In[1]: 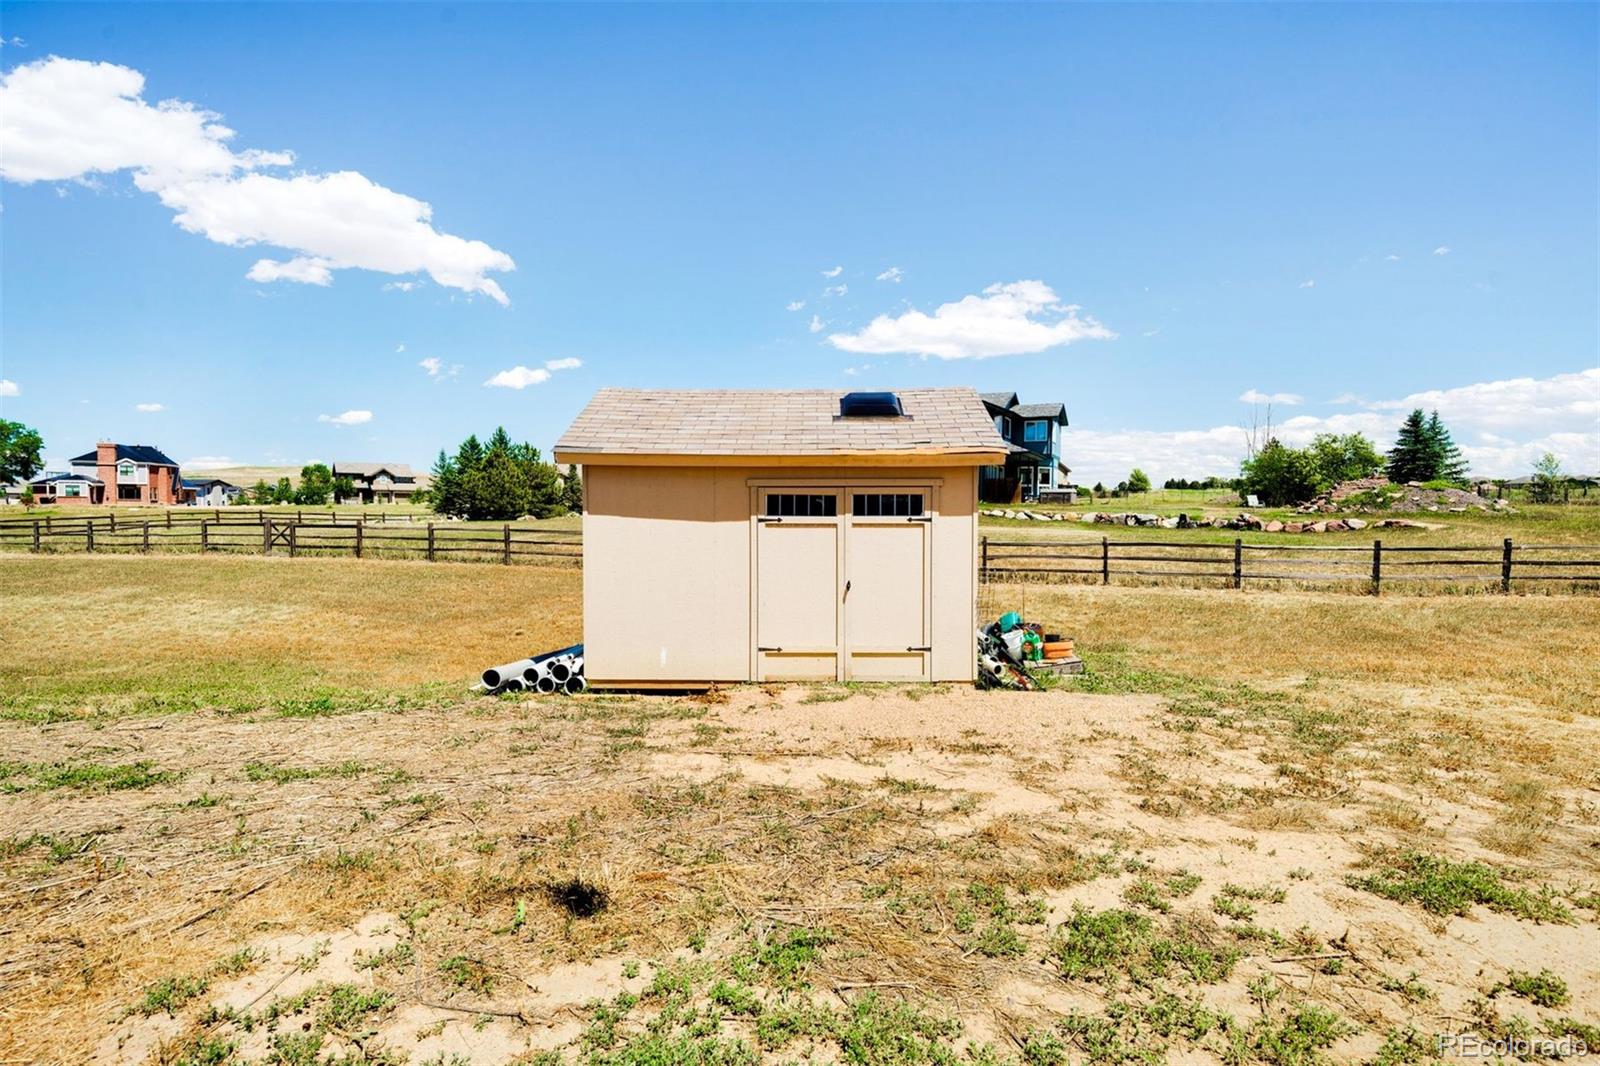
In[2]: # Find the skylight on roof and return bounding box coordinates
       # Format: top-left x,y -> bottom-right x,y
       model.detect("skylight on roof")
839,391 -> 904,417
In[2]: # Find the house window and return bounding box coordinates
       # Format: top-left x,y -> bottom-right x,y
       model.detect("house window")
118,485 -> 142,500
1024,421 -> 1048,443
1038,468 -> 1053,488
118,461 -> 135,479
993,415 -> 1009,440
765,493 -> 837,517
62,483 -> 83,497
982,465 -> 1002,478
852,493 -> 924,517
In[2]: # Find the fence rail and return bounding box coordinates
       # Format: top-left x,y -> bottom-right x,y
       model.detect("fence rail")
0,512 -> 581,567
980,536 -> 1600,593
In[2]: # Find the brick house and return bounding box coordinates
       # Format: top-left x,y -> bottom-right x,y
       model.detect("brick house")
57,442 -> 184,505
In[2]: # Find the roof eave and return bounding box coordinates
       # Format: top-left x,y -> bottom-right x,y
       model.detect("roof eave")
554,448 -> 1007,468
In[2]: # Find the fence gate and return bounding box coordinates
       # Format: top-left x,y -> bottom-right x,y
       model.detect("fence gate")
262,518 -> 295,554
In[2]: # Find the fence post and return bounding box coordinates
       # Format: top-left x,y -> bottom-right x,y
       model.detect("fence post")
427,522 -> 435,562
1370,539 -> 1382,595
1232,538 -> 1243,589
503,523 -> 512,565
165,510 -> 171,529
262,518 -> 272,555
1101,537 -> 1110,585
355,520 -> 364,559
86,522 -> 94,553
980,536 -> 988,584
1502,538 -> 1513,594
201,521 -> 210,553
109,511 -> 116,533
142,521 -> 151,554
289,522 -> 298,558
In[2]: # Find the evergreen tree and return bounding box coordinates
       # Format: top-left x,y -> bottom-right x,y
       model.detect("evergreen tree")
563,465 -> 584,513
1424,411 -> 1468,483
1126,468 -> 1151,494
250,480 -> 273,505
273,477 -> 294,504
1386,409 -> 1433,483
463,449 -> 532,520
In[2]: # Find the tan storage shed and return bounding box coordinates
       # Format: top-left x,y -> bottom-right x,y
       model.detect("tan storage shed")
553,387 -> 1006,688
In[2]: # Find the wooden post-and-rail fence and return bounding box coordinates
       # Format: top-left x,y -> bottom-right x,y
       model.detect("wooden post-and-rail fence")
0,512 -> 581,568
977,536 -> 1600,593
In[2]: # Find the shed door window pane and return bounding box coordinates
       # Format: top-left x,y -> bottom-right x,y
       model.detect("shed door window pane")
765,493 -> 837,517
852,493 -> 924,517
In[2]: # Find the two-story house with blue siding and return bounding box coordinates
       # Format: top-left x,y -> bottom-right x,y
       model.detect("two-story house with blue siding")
978,392 -> 1073,503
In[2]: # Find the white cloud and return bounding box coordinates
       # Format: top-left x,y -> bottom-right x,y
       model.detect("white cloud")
318,409 -> 372,426
419,357 -> 441,376
1141,328 -> 1161,338
183,455 -> 236,470
485,367 -> 550,389
1238,390 -> 1304,406
828,280 -> 1114,360
1433,246 -> 1451,256
483,357 -> 581,390
823,284 -> 848,298
808,314 -> 825,334
246,256 -> 332,286
134,402 -> 165,412
0,378 -> 17,397
383,280 -> 421,292
1066,368 -> 1598,484
0,56 -> 515,302
395,343 -> 406,353
821,265 -> 843,278
842,364 -> 874,376
875,266 -> 904,283
1384,254 -> 1401,262
786,300 -> 806,312
0,36 -> 25,48
1298,279 -> 1315,289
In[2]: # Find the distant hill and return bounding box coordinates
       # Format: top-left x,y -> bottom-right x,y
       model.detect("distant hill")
187,465 -> 303,487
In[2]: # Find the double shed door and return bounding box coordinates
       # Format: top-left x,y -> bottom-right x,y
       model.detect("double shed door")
754,486 -> 932,682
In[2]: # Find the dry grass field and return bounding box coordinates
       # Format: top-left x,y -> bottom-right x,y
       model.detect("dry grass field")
1,554 -> 1597,1066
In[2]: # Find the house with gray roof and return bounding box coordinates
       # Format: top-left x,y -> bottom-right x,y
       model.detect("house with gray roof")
331,462 -> 429,504
978,392 -> 1073,503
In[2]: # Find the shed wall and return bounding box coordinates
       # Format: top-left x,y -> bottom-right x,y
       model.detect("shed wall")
582,464 -> 978,684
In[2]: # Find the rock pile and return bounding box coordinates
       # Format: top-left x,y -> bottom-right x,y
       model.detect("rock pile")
1298,478 -> 1508,515
979,508 -> 1444,533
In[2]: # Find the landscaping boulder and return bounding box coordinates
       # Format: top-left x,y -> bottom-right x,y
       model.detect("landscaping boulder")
1264,520 -> 1284,533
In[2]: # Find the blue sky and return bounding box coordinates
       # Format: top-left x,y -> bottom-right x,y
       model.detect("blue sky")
1,2 -> 1595,483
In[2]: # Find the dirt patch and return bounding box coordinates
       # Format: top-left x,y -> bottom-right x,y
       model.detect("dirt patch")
3,681 -> 1597,1065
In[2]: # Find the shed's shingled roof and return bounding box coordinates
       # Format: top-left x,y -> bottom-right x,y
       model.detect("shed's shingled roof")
555,387 -> 1005,459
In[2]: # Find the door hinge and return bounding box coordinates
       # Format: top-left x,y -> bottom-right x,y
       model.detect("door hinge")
907,515 -> 932,522
907,645 -> 932,652
757,517 -> 783,523
757,646 -> 783,653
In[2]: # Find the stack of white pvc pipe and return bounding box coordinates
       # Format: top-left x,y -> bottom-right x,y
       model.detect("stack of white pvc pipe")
482,644 -> 585,696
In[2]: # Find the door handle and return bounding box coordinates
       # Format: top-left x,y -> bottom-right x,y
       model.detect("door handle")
844,580 -> 851,595
907,646 -> 932,653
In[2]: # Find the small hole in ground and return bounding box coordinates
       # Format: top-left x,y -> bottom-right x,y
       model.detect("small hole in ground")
545,877 -> 609,918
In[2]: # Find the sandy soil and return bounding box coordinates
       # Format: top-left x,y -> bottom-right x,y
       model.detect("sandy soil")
2,683 -> 1596,1065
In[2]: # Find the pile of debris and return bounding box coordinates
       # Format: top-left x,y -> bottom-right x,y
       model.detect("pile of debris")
977,611 -> 1082,690
1298,478 -> 1510,515
982,507 -> 1452,532
479,643 -> 586,695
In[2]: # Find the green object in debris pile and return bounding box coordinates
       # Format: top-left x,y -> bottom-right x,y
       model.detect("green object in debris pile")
1022,631 -> 1043,661
998,611 -> 1023,632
